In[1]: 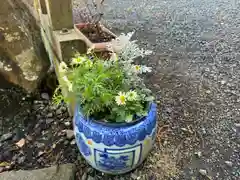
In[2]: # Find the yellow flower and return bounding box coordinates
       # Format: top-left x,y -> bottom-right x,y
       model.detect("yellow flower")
133,65 -> 142,73
110,53 -> 118,61
68,83 -> 73,92
115,92 -> 127,105
126,90 -> 138,101
85,60 -> 93,68
71,56 -> 86,65
59,61 -> 68,73
62,76 -> 73,92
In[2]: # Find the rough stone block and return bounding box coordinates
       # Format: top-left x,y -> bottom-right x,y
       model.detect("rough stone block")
0,0 -> 49,92
0,164 -> 76,180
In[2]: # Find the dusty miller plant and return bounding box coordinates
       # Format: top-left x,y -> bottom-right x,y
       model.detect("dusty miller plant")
106,32 -> 154,101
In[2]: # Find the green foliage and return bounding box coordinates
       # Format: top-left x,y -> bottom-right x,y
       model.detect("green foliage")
53,33 -> 155,123
70,58 -> 126,118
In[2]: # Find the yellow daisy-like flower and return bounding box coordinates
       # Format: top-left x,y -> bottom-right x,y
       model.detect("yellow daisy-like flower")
115,92 -> 127,105
133,65 -> 142,74
126,90 -> 138,101
110,53 -> 118,61
59,61 -> 68,73
71,56 -> 86,66
62,76 -> 73,92
85,60 -> 93,68
68,83 -> 73,92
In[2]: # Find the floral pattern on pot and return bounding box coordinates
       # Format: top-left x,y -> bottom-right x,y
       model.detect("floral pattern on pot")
75,133 -> 92,157
74,103 -> 157,174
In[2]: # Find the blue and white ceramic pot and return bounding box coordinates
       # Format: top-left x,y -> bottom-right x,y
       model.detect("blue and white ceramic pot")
73,103 -> 157,174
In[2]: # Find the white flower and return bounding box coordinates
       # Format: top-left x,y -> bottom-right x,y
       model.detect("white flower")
110,53 -> 118,61
71,56 -> 86,65
87,45 -> 95,54
144,50 -> 153,56
126,90 -> 138,101
62,76 -> 73,92
115,92 -> 127,105
133,65 -> 142,74
141,65 -> 152,73
132,65 -> 152,74
59,61 -> 68,73
125,114 -> 133,123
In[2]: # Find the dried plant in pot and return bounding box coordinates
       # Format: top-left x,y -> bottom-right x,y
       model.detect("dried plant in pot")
53,32 -> 157,174
73,0 -> 117,52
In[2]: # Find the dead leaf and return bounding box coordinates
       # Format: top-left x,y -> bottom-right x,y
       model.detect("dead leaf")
15,138 -> 25,148
0,162 -> 10,167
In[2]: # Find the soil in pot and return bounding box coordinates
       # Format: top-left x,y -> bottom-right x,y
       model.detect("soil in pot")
94,51 -> 112,60
77,23 -> 115,43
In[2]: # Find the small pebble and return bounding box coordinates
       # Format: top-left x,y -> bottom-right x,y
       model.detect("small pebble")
41,93 -> 50,100
47,113 -> 53,118
70,139 -> 76,145
131,173 -> 140,179
81,172 -> 88,180
235,123 -> 240,128
13,128 -> 25,141
0,132 -> 13,142
65,130 -> 74,140
225,161 -> 233,167
56,109 -> 62,115
12,154 -> 18,162
221,80 -> 226,85
17,156 -> 26,164
206,90 -> 211,94
194,151 -> 202,158
87,176 -> 94,180
64,140 -> 69,145
60,106 -> 67,113
202,127 -> 207,134
46,118 -> 54,124
64,121 -> 71,127
181,127 -> 188,132
26,135 -> 33,141
35,142 -> 45,149
199,169 -> 207,176
37,151 -> 45,157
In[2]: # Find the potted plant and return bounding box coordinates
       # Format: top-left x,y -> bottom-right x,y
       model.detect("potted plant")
53,32 -> 157,174
73,0 -> 117,52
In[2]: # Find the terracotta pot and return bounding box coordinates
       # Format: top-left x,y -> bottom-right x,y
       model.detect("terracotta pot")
75,23 -> 116,52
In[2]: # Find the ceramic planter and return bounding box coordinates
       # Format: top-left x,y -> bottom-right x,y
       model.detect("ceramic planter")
73,103 -> 157,174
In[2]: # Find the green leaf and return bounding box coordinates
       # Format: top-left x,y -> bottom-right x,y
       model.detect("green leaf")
145,96 -> 155,101
125,114 -> 133,122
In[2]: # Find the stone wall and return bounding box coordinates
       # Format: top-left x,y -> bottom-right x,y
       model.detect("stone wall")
0,0 -> 49,92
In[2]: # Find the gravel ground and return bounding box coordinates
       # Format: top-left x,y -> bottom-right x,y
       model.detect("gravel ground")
93,0 -> 240,179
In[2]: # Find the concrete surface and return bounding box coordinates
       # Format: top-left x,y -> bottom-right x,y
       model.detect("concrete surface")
0,164 -> 75,180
